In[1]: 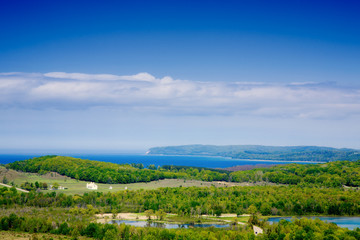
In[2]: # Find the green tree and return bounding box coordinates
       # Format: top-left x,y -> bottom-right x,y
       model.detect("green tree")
52,182 -> 59,190
155,209 -> 166,220
145,210 -> 154,221
248,205 -> 258,215
2,176 -> 8,184
260,203 -> 272,216
148,164 -> 156,170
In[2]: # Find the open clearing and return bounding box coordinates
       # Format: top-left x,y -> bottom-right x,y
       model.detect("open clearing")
0,166 -> 279,195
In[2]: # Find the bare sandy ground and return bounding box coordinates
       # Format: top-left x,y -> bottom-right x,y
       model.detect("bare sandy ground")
96,213 -> 148,223
96,212 -> 249,225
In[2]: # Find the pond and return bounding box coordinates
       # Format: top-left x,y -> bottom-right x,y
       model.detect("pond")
109,220 -> 230,229
268,216 -> 360,230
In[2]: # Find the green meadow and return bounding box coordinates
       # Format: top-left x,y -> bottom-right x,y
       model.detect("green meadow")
0,166 -> 255,195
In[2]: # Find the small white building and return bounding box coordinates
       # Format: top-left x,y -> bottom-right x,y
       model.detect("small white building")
86,182 -> 98,190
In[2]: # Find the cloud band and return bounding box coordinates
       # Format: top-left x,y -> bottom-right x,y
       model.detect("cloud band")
0,72 -> 359,119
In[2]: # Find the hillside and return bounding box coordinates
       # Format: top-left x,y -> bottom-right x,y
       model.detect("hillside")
7,155 -> 180,184
6,155 -> 229,184
148,144 -> 360,162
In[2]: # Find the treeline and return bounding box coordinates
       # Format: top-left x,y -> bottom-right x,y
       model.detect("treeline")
162,165 -> 229,174
162,165 -> 229,181
20,181 -> 48,191
1,185 -> 360,216
1,213 -> 359,240
230,160 -> 360,187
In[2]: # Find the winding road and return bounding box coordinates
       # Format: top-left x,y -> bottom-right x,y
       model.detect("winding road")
0,183 -> 29,193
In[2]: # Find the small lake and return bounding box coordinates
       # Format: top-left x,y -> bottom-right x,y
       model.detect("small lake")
268,217 -> 360,230
109,220 -> 230,229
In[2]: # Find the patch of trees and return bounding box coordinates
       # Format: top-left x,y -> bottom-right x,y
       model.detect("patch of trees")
230,160 -> 360,187
20,181 -> 48,191
162,165 -> 229,181
264,217 -> 360,240
2,176 -> 9,185
130,163 -> 144,169
162,165 -> 230,174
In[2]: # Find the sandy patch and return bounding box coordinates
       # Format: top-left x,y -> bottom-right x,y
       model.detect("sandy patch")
96,213 -> 148,223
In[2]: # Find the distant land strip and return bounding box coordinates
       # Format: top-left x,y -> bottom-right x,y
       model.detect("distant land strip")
148,144 -> 360,162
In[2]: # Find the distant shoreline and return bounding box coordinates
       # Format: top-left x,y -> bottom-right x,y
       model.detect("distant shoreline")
146,153 -> 324,164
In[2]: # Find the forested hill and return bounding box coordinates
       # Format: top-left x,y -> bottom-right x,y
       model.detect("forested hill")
148,144 -> 360,162
6,155 -> 229,183
7,155 -> 179,184
229,160 -> 360,187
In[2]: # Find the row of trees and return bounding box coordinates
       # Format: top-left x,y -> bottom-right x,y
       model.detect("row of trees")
20,181 -> 48,191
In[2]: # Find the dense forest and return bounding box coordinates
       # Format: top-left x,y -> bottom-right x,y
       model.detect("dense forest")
1,185 -> 359,216
148,144 -> 360,162
6,156 -> 360,188
6,156 -> 229,183
1,213 -> 359,240
1,186 -> 360,239
230,160 -> 360,187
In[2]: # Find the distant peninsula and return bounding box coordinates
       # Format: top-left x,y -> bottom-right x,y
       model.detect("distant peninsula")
147,144 -> 360,162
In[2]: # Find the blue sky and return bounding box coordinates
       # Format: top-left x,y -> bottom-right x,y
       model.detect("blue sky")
0,0 -> 360,153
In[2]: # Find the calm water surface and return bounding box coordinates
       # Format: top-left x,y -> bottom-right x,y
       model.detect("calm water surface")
268,217 -> 360,230
0,154 -> 313,168
109,220 -> 230,229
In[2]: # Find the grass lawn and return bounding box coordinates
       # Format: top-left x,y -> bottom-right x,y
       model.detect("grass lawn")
0,166 -> 249,194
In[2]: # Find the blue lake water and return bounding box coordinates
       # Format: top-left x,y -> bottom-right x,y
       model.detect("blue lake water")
268,217 -> 360,230
0,154 -> 313,168
109,220 -> 230,229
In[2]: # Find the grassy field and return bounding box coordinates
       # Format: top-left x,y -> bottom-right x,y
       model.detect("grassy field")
0,231 -> 92,240
0,166 -> 260,195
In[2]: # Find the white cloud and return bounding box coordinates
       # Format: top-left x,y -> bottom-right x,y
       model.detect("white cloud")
43,72 -> 156,82
0,72 -> 359,119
